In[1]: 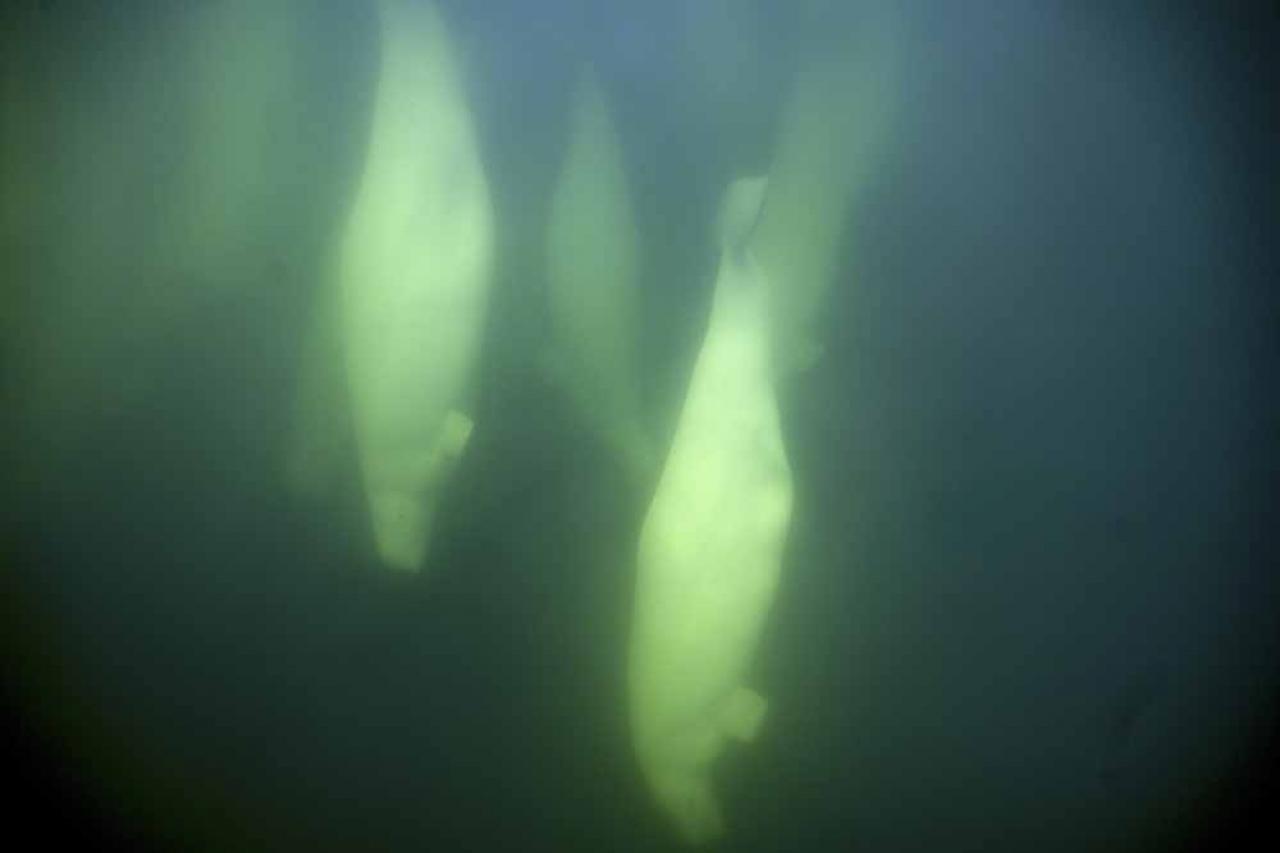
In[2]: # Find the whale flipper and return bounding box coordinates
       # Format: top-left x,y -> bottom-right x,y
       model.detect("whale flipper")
722,687 -> 768,742
437,410 -> 474,462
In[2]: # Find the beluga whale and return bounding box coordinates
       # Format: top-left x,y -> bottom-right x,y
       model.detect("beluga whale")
752,13 -> 898,379
337,0 -> 493,572
628,175 -> 793,843
545,66 -> 654,485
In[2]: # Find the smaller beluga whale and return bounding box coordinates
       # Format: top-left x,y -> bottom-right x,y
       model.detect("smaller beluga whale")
752,14 -> 898,380
337,0 -> 493,573
545,66 -> 654,485
628,175 -> 793,843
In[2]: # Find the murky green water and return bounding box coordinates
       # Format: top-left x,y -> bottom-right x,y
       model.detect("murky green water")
2,2 -> 1275,851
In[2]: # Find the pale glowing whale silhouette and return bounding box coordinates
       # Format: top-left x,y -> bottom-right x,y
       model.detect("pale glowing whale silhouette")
629,176 -> 793,843
338,0 -> 493,572
545,67 -> 654,483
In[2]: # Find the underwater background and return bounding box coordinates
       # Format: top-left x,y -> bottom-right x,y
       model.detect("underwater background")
2,1 -> 1276,850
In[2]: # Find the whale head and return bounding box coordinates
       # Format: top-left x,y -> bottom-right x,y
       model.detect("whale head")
715,175 -> 769,257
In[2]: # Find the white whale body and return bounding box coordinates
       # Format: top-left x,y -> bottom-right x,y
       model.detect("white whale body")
545,67 -> 653,482
338,0 -> 493,572
629,176 -> 793,843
